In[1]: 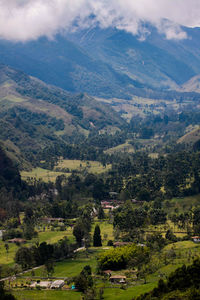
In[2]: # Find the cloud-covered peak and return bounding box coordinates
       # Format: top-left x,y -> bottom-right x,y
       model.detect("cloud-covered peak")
0,0 -> 200,42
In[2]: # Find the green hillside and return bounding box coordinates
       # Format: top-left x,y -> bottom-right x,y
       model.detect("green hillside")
0,64 -> 126,168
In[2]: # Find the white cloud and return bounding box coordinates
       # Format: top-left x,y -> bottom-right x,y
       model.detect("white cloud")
0,0 -> 200,42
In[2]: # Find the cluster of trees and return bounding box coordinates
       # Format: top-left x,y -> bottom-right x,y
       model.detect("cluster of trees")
74,265 -> 93,292
169,207 -> 200,235
113,202 -> 167,234
98,244 -> 150,271
110,150 -> 200,200
136,259 -> 200,300
0,146 -> 28,222
73,204 -> 93,247
15,238 -> 74,270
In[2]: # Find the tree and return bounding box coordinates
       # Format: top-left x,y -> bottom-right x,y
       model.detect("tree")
93,225 -> 102,247
74,274 -> 89,293
73,222 -> 85,247
137,188 -> 150,201
98,206 -> 105,220
149,209 -> 167,225
165,229 -> 177,242
99,287 -> 104,300
4,243 -> 9,260
15,247 -> 34,270
74,265 -> 93,293
23,223 -> 37,240
44,260 -> 54,278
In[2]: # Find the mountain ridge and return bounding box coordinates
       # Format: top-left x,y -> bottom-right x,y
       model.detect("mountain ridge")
1,25 -> 200,99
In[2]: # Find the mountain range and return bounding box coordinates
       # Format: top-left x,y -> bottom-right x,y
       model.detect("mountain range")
1,25 -> 200,99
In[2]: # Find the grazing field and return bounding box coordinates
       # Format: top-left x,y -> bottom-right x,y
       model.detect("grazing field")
163,194 -> 200,215
36,229 -> 75,244
104,142 -> 134,155
26,248 -> 102,278
53,254 -> 98,277
21,167 -> 70,183
54,159 -> 111,174
0,240 -> 18,266
0,230 -> 72,267
13,290 -> 81,300
177,125 -> 200,144
12,284 -> 157,300
164,240 -> 200,252
103,283 -> 157,300
21,160 -> 111,183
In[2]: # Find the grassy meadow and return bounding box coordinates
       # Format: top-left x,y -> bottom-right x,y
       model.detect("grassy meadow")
54,159 -> 111,174
13,290 -> 81,300
21,168 -> 69,183
104,142 -> 135,155
0,229 -> 72,267
21,160 -> 111,183
29,249 -> 101,278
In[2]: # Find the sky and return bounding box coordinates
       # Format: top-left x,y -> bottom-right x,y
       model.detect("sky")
0,0 -> 200,42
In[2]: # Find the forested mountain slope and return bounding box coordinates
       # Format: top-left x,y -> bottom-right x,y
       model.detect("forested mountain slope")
1,25 -> 200,98
0,63 -> 126,167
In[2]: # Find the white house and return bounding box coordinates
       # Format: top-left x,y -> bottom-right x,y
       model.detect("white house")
191,236 -> 200,243
50,280 -> 65,289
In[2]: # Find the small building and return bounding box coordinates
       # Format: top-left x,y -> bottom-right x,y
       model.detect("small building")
7,238 -> 26,244
30,281 -> 52,289
30,282 -> 37,288
191,236 -> 200,243
105,205 -> 115,210
110,275 -> 126,284
101,201 -> 110,207
39,281 -> 52,289
51,280 -> 65,289
40,217 -> 64,224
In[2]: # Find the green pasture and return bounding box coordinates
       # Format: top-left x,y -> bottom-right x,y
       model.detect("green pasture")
0,240 -> 18,266
28,249 -> 102,278
36,229 -> 74,244
21,167 -> 70,183
21,160 -> 111,183
165,194 -> 200,214
13,290 -> 81,300
54,159 -> 111,174
103,283 -> 157,300
12,283 -> 157,300
104,142 -> 134,155
0,230 -> 72,267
